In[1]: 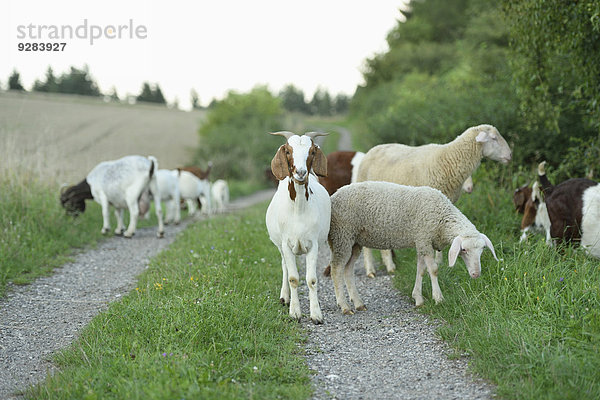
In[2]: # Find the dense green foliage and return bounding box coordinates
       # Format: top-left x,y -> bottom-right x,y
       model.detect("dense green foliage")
351,0 -> 599,174
30,204 -> 311,400
279,84 -> 349,116
196,86 -> 284,182
137,82 -> 167,104
389,167 -> 600,399
8,70 -> 25,91
0,175 -> 104,296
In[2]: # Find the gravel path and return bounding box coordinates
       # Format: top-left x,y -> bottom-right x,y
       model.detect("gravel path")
304,246 -> 495,399
0,190 -> 274,399
0,188 -> 495,399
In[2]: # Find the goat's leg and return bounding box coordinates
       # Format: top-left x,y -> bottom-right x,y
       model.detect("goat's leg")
434,250 -> 443,267
282,246 -> 301,321
153,196 -> 164,239
187,199 -> 197,215
424,254 -> 444,304
363,247 -> 377,278
345,244 -> 366,311
114,209 -> 125,235
174,193 -> 181,224
278,248 -> 290,305
99,196 -> 111,235
412,255 -> 427,306
306,246 -> 323,324
381,249 -> 396,274
124,199 -> 139,238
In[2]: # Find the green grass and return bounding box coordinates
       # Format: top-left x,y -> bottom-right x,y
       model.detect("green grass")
0,174 -> 104,296
388,168 -> 600,400
28,203 -> 311,400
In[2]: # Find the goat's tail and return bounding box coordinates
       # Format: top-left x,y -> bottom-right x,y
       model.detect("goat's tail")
148,156 -> 158,179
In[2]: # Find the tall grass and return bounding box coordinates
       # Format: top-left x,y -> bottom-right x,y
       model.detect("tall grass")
0,129 -> 103,296
29,204 -> 311,399
390,166 -> 600,399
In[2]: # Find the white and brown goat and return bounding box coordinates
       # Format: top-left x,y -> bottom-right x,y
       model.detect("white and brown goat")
265,131 -> 331,324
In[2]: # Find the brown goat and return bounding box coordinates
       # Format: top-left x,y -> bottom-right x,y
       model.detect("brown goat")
318,151 -> 363,195
179,162 -> 212,180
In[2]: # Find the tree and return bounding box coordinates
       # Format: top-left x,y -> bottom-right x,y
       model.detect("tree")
190,89 -> 201,109
137,82 -> 166,105
57,65 -> 100,96
333,94 -> 350,114
279,84 -> 309,114
309,87 -> 333,116
33,67 -> 58,92
108,86 -> 120,102
8,70 -> 25,91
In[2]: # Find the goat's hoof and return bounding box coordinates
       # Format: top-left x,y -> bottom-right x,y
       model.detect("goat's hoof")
311,317 -> 324,325
157,231 -> 164,239
367,272 -> 376,278
356,305 -> 367,311
279,297 -> 289,305
114,230 -> 124,236
101,229 -> 110,235
342,308 -> 354,315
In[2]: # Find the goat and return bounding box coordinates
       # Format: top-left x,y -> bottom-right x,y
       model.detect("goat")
178,170 -> 212,215
60,155 -> 164,238
211,179 -> 229,213
265,131 -> 331,324
318,151 -> 365,195
155,169 -> 181,224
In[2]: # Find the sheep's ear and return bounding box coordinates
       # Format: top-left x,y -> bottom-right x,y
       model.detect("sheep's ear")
312,146 -> 327,177
480,233 -> 499,261
271,145 -> 289,180
448,236 -> 462,267
475,130 -> 490,143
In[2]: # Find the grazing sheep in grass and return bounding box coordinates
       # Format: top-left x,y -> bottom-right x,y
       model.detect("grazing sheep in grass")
60,155 -> 164,238
356,124 -> 510,277
266,131 -> 331,324
328,181 -> 498,312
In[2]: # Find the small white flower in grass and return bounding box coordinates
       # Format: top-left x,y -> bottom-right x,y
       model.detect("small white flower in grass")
260,258 -> 265,263
253,366 -> 258,373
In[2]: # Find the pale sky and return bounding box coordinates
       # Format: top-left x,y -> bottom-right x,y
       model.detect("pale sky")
1,0 -> 408,109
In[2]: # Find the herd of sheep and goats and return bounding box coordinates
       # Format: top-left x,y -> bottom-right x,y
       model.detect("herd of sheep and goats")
60,124 -> 600,324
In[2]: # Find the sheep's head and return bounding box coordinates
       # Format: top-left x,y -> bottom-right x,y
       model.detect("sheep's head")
448,233 -> 498,279
462,176 -> 473,193
270,131 -> 328,184
474,125 -> 512,165
60,179 -> 92,216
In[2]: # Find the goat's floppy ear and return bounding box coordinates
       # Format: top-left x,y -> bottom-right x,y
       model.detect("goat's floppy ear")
312,146 -> 327,177
480,233 -> 499,261
448,236 -> 462,267
271,145 -> 289,180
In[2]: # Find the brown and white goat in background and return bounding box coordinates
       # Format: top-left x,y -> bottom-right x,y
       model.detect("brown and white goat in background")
265,131 -> 331,324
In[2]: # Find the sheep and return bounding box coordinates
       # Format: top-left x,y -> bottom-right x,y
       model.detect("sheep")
327,181 -> 498,312
318,151 -> 365,195
356,124 -> 511,277
155,169 -> 181,224
530,162 -> 600,257
177,170 -> 212,215
462,175 -> 474,193
60,155 -> 164,238
265,131 -> 331,324
211,179 -> 229,213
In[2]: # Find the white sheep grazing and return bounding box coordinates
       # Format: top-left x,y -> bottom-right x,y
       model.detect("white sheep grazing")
154,169 -> 181,224
328,181 -> 498,312
357,124 -> 510,277
211,179 -> 230,213
60,155 -> 164,238
265,131 -> 331,324
178,170 -> 212,215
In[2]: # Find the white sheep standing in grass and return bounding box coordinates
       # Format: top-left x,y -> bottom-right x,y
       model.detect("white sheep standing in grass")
356,124 -> 511,277
211,179 -> 230,213
328,181 -> 498,312
60,155 -> 164,238
266,131 -> 331,324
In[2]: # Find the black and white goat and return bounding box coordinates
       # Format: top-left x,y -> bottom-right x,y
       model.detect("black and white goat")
60,155 -> 164,238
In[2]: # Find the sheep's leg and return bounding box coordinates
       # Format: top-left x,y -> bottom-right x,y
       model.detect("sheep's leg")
306,245 -> 323,324
124,198 -> 140,238
345,244 -> 366,311
381,249 -> 396,273
282,246 -> 301,321
114,209 -> 125,235
363,247 -> 377,278
331,259 -> 352,315
278,248 -> 290,305
434,250 -> 443,267
424,254 -> 444,304
412,255 -> 427,306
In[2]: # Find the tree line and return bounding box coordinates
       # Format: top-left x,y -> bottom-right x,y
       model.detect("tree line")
4,67 -> 349,115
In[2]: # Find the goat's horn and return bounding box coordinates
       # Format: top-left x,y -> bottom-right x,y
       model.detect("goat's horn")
304,131 -> 329,139
269,131 -> 296,140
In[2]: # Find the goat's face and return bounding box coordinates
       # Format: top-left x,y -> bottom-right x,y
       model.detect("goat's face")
60,186 -> 86,216
513,184 -> 532,213
474,125 -> 512,164
271,135 -> 327,183
448,233 -> 498,279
